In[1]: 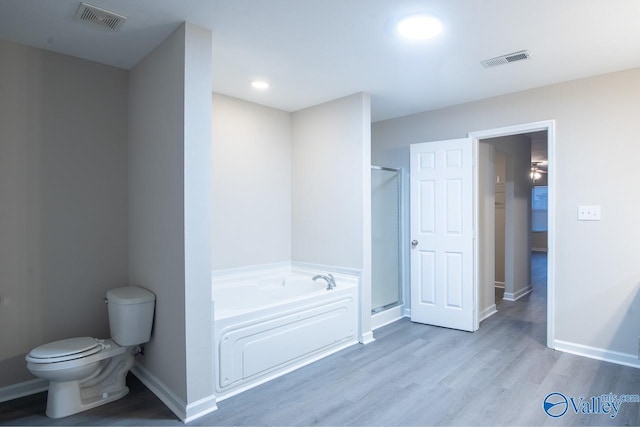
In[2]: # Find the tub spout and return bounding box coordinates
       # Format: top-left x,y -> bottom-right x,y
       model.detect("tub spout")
312,274 -> 336,290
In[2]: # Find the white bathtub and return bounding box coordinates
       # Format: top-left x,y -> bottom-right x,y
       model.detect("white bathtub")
212,267 -> 359,400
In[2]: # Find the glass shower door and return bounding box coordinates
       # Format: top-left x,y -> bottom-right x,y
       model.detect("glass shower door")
371,166 -> 402,313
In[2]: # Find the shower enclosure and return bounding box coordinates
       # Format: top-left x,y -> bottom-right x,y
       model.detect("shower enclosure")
371,166 -> 404,316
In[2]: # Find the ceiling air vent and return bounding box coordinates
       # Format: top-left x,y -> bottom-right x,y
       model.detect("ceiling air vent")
75,2 -> 127,31
481,50 -> 531,68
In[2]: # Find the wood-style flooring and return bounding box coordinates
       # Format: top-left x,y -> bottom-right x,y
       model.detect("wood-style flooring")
2,253 -> 640,426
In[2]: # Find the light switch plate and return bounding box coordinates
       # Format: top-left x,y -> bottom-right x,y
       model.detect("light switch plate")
577,205 -> 601,221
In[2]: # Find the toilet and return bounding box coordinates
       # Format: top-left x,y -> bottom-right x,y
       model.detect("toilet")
25,286 -> 155,419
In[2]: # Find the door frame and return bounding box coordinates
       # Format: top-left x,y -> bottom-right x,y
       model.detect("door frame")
468,120 -> 556,348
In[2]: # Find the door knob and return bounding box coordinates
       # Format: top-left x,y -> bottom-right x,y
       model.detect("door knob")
411,239 -> 419,249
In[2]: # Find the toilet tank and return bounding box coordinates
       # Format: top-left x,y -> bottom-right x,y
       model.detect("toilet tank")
106,286 -> 156,346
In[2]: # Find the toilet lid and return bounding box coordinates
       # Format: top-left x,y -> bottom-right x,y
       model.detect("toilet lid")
26,337 -> 104,363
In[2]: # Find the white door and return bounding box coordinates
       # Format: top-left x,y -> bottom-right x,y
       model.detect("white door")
410,138 -> 475,331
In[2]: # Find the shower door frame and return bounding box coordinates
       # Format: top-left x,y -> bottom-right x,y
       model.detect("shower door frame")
371,165 -> 406,314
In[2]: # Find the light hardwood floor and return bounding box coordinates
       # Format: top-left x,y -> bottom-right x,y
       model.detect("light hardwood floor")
2,253 -> 640,426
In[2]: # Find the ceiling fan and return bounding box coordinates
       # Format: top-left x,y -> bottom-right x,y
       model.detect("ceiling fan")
530,161 -> 547,182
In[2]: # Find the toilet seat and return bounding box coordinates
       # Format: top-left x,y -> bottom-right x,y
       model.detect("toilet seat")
26,337 -> 105,364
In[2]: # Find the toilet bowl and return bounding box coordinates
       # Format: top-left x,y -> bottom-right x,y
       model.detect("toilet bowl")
26,337 -> 133,418
26,287 -> 155,419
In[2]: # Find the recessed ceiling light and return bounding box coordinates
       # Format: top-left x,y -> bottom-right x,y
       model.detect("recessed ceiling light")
251,80 -> 270,90
397,14 -> 443,41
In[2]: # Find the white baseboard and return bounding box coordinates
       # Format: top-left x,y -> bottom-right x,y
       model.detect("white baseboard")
494,281 -> 505,289
503,285 -> 533,302
372,305 -> 405,330
359,331 -> 375,345
183,394 -> 218,423
130,364 -> 217,423
479,305 -> 498,322
0,378 -> 48,403
554,339 -> 640,369
404,307 -> 411,318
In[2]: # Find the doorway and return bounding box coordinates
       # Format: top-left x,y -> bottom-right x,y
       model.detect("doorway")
470,120 -> 556,348
481,132 -> 547,307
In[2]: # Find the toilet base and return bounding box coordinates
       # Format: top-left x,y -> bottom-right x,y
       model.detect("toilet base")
45,350 -> 134,418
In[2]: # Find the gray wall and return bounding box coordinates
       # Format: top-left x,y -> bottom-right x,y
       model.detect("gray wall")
0,39 -> 129,388
129,23 -> 187,400
128,23 -> 213,410
477,142 -> 495,319
291,92 -> 372,340
372,67 -> 640,356
182,23 -> 215,408
494,151 -> 506,284
291,93 -> 370,268
213,92 -> 373,276
490,136 -> 532,300
211,94 -> 292,270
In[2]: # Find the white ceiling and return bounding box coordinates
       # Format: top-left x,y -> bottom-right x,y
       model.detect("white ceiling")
1,0 -> 639,122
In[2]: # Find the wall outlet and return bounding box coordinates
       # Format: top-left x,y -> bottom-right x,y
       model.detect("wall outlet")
577,205 -> 601,221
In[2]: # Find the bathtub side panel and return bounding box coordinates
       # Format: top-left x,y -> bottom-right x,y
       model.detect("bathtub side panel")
212,266 -> 360,400
242,306 -> 353,378
215,292 -> 357,395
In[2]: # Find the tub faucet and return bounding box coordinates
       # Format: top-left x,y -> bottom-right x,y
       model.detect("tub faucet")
313,274 -> 336,290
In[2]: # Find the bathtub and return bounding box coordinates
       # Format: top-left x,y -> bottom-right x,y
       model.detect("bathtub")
212,266 -> 359,400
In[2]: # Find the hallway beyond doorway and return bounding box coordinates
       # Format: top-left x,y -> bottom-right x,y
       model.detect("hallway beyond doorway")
496,251 -> 547,312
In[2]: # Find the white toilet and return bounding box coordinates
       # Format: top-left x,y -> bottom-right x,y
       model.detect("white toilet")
25,286 -> 155,419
